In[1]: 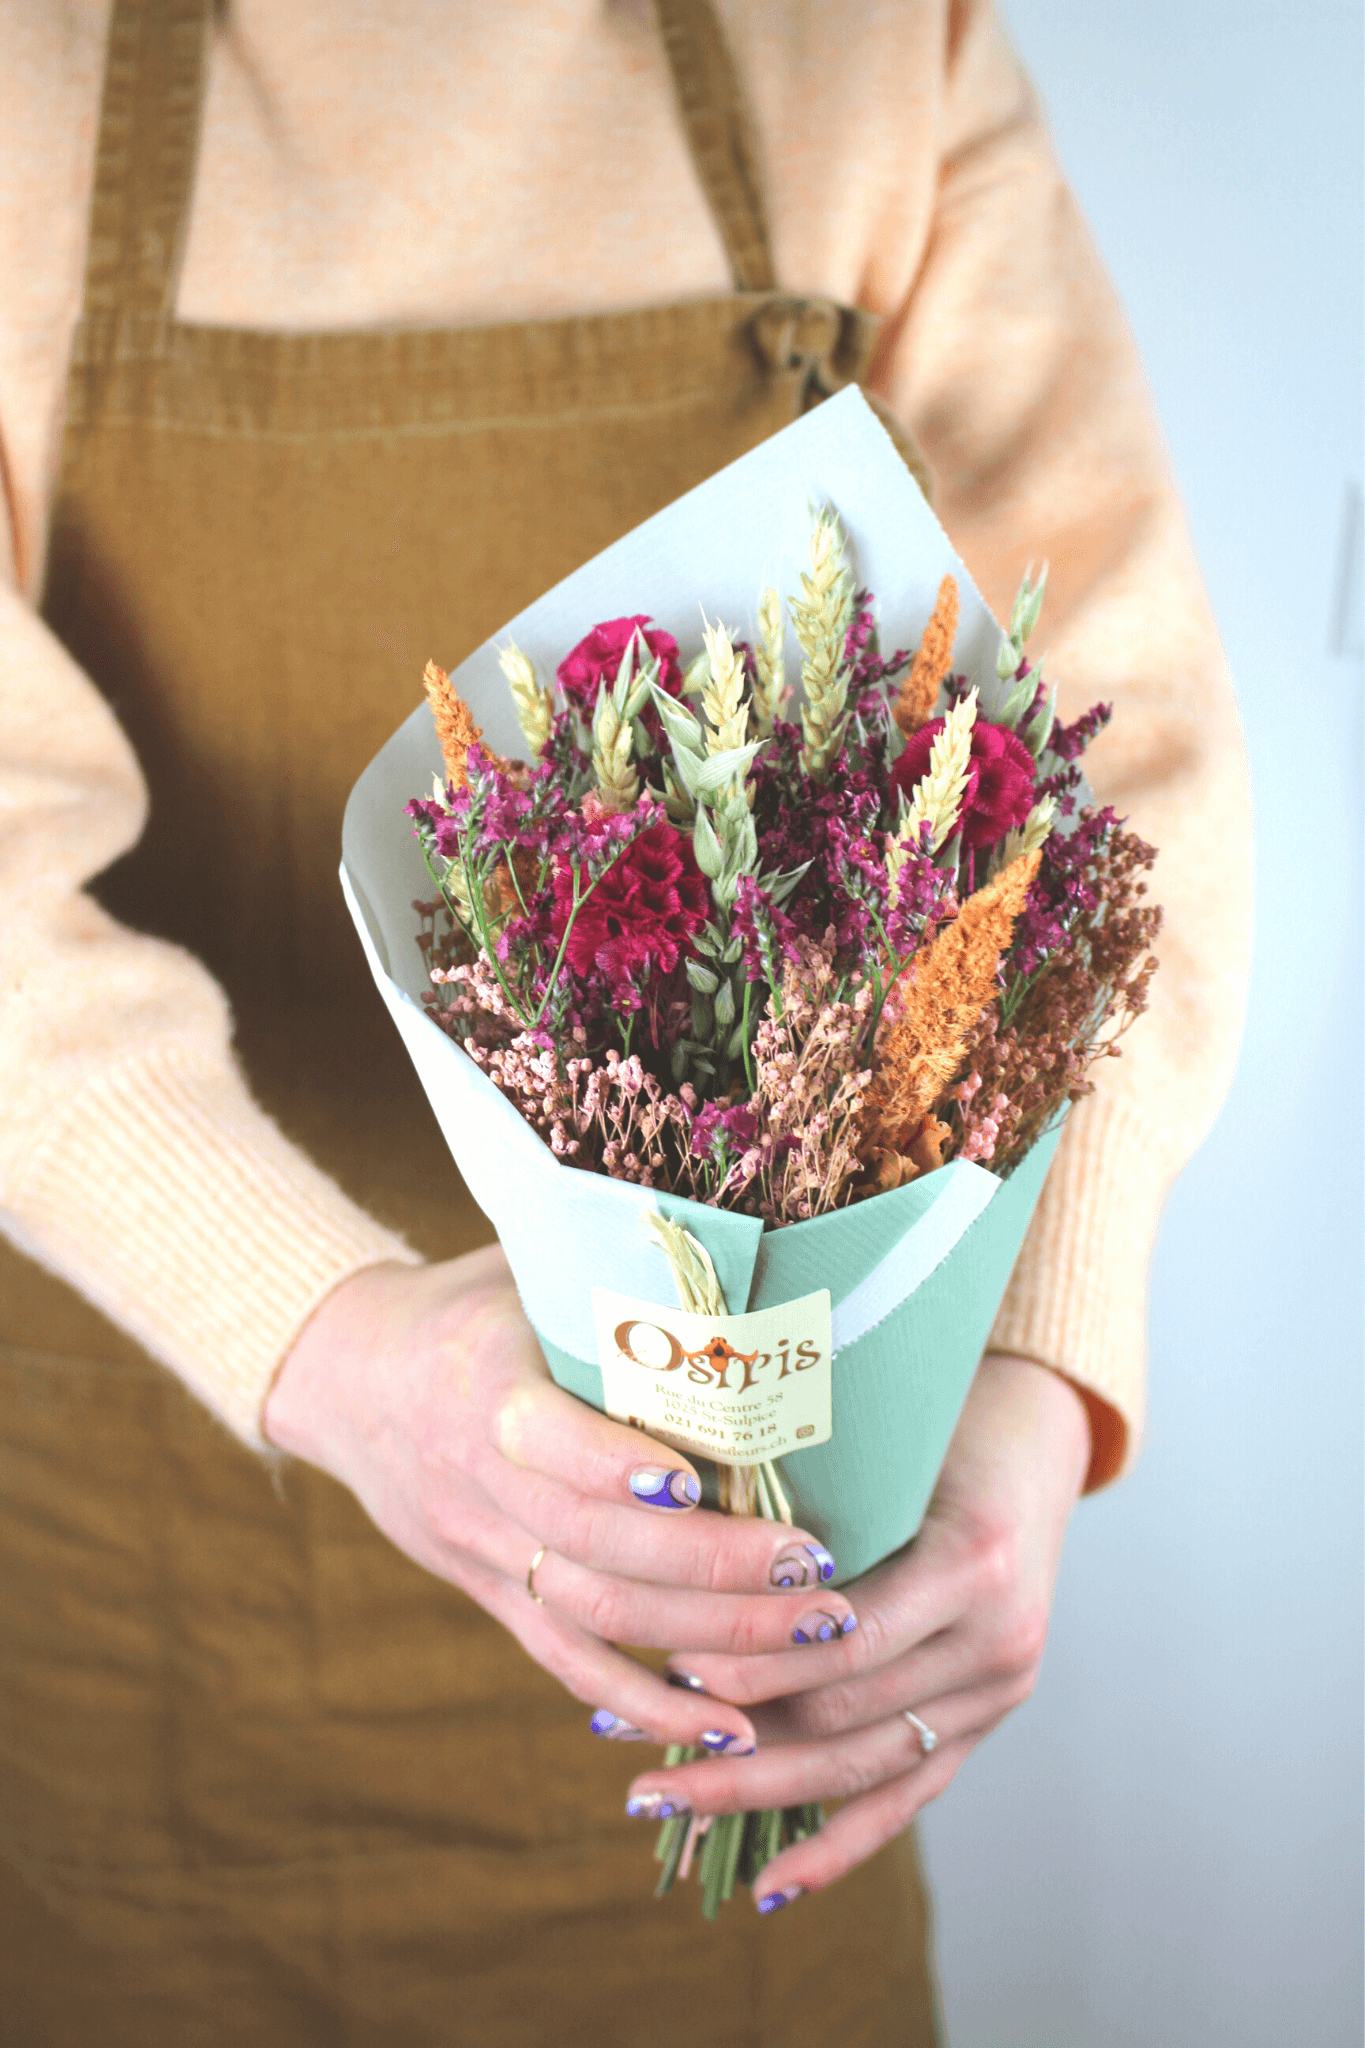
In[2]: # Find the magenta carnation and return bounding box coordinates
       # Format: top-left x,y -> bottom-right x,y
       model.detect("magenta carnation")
891,714 -> 1036,851
556,616 -> 683,716
552,821 -> 708,986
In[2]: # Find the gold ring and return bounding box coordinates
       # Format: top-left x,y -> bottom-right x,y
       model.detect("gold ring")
527,1544 -> 547,1604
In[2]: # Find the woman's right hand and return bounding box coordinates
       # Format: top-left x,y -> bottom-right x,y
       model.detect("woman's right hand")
263,1244 -> 855,1756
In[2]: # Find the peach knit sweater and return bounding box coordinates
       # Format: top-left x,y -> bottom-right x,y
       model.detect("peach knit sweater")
0,0 -> 1251,1481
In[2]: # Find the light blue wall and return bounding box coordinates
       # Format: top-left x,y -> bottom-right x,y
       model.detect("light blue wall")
916,5 -> 1365,2043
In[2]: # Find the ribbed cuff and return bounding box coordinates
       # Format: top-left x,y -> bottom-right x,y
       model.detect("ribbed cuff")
988,1090 -> 1170,1490
5,1045 -> 422,1446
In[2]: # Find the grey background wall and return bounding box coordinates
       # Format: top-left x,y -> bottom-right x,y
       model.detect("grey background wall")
916,4 -> 1365,2044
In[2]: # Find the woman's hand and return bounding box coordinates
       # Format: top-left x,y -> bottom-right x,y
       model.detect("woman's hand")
263,1246 -> 856,1757
620,1352 -> 1093,1906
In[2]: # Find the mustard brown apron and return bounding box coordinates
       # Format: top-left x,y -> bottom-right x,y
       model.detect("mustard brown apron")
0,2 -> 942,2039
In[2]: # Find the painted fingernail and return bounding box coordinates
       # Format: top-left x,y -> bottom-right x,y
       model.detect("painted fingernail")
770,1541 -> 837,1588
626,1792 -> 692,1820
590,1709 -> 650,1742
628,1467 -> 700,1511
792,1609 -> 856,1645
700,1730 -> 756,1755
757,1884 -> 805,1914
666,1670 -> 707,1693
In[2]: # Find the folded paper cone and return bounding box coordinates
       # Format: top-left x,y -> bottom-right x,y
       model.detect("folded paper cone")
342,390 -> 1072,1584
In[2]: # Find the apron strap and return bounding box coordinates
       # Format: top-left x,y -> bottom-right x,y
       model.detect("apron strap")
653,0 -> 778,294
81,0 -> 210,327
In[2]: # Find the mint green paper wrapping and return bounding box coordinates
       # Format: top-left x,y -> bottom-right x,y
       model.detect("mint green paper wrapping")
538,1132 -> 1061,1584
341,388 -> 1077,1587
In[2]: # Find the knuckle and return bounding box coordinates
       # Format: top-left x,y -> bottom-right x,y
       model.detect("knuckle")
556,1492 -> 609,1563
461,1298 -> 539,1401
841,1606 -> 881,1670
832,1748 -> 893,1802
703,1535 -> 742,1596
713,1602 -> 770,1658
995,1604 -> 1049,1677
698,1660 -> 761,1706
486,1380 -> 540,1463
965,1522 -> 1019,1602
727,1612 -> 763,1657
576,1575 -> 632,1644
793,1681 -> 860,1740
425,1494 -> 467,1550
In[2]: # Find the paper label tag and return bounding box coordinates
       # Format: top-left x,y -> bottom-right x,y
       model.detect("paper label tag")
592,1288 -> 833,1468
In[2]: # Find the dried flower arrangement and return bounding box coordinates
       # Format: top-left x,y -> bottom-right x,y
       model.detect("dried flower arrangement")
397,504 -> 1162,1918
406,514 -> 1160,1228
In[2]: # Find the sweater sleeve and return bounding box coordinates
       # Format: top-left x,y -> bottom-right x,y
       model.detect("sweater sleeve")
0,577 -> 422,1445
876,0 -> 1252,1485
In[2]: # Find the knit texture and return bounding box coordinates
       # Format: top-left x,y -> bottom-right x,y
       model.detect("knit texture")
990,1092 -> 1169,1488
4,1046 -> 420,1444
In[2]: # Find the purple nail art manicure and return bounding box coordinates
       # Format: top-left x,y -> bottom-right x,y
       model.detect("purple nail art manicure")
590,1709 -> 650,1741
666,1670 -> 707,1693
626,1792 -> 692,1820
757,1884 -> 805,1914
792,1609 -> 852,1645
628,1467 -> 700,1510
770,1541 -> 837,1589
701,1730 -> 756,1755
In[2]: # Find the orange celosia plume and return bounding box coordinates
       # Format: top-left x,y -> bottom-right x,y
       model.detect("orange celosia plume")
861,848 -> 1041,1155
423,659 -> 484,790
894,574 -> 959,736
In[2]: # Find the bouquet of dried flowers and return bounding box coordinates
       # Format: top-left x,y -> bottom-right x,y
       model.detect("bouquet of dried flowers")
408,517 -> 1156,1229
393,505 -> 1159,1914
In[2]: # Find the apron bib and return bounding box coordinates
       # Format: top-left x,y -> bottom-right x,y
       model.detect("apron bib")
0,3 -> 941,2039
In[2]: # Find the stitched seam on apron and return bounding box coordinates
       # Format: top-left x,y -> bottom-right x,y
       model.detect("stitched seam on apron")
58,386 -> 795,443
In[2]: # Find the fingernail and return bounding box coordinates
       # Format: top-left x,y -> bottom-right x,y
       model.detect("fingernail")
792,1609 -> 856,1645
590,1709 -> 650,1742
770,1541 -> 837,1588
629,1467 -> 700,1511
666,1670 -> 707,1693
700,1730 -> 756,1755
757,1884 -> 805,1914
626,1792 -> 692,1820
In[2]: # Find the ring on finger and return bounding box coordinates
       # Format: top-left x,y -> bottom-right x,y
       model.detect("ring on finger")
903,1709 -> 938,1755
527,1544 -> 548,1605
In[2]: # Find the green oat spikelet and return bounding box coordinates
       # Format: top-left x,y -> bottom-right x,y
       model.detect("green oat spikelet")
792,509 -> 855,781
996,793 -> 1057,870
751,585 -> 787,738
699,615 -> 750,760
498,639 -> 554,757
904,687 -> 979,851
591,636 -> 642,813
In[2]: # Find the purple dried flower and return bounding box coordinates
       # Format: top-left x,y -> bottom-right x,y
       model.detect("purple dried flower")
1048,702 -> 1112,764
732,875 -> 800,986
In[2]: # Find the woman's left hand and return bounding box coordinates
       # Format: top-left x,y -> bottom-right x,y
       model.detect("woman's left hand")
621,1352 -> 1094,1910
